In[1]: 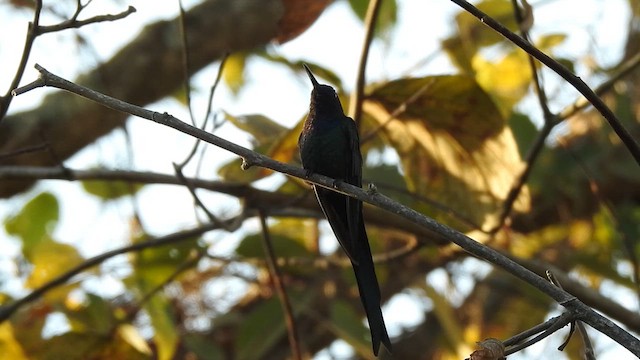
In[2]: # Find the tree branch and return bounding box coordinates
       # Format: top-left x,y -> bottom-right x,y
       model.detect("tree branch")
448,0 -> 640,166
11,64 -> 640,356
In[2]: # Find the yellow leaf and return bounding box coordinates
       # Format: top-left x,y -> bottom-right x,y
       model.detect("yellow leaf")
364,76 -> 530,231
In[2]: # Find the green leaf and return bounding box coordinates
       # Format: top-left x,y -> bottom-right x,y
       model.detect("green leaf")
364,75 -> 530,230
236,298 -> 286,360
347,0 -> 398,34
224,113 -> 287,145
81,180 -> 142,201
66,293 -> 116,335
25,240 -> 84,301
508,112 -> 537,157
125,239 -> 199,360
218,113 -> 302,184
217,143 -> 272,183
362,163 -> 412,204
330,300 -> 371,356
128,237 -> 199,289
236,219 -> 315,259
184,334 -> 224,360
443,0 -> 518,71
5,192 -> 58,251
146,292 -> 178,360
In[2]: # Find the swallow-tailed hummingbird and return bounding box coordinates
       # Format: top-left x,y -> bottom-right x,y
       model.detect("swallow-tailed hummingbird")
298,64 -> 391,356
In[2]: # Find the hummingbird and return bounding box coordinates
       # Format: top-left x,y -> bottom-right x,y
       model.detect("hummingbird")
298,64 -> 391,356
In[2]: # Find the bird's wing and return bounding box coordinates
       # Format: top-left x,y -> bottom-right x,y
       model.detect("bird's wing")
314,186 -> 358,263
343,117 -> 364,260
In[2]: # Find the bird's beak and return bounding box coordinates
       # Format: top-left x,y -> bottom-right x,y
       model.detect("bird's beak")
303,64 -> 319,89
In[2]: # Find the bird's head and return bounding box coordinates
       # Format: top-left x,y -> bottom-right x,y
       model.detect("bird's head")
303,64 -> 344,115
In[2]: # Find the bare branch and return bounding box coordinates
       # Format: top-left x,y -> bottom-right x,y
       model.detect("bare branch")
349,0 -> 383,128
448,0 -> 640,166
35,6 -> 137,35
258,210 -> 302,360
11,64 -> 640,356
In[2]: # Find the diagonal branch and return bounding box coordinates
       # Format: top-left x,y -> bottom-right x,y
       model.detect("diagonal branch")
448,0 -> 640,166
11,64 -> 640,356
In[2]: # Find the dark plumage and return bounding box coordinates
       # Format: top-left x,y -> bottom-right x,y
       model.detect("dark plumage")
298,64 -> 391,356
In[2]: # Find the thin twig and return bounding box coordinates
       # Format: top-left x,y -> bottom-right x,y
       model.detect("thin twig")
178,0 -> 196,126
449,0 -> 640,166
0,143 -> 49,161
488,120 -> 554,234
504,312 -> 574,356
204,54 -> 229,129
173,162 -> 223,226
349,0 -> 383,128
12,65 -> 640,356
0,0 -> 43,120
0,222 -> 234,323
487,0 -> 558,233
502,312 -> 573,348
547,271 -> 596,359
559,50 -> 640,120
258,210 -> 302,360
36,6 -> 136,35
123,250 -> 205,324
360,79 -> 434,144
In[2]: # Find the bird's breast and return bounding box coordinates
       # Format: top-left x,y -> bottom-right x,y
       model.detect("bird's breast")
299,122 -> 349,179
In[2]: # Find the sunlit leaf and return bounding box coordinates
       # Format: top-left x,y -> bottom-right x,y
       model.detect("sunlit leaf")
5,192 -> 58,253
443,0 -> 518,71
224,52 -> 248,95
364,75 -> 530,230
473,50 -> 532,115
81,180 -> 142,201
25,240 -> 84,301
146,292 -> 178,360
0,322 -> 27,360
118,324 -> 152,357
219,113 -> 292,183
536,33 -> 567,50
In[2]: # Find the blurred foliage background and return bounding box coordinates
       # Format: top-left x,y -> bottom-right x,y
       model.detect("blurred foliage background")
0,0 -> 639,359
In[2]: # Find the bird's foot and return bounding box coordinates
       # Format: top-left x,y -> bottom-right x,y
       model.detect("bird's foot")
304,169 -> 314,178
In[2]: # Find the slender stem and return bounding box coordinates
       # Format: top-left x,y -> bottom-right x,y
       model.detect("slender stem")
258,210 -> 302,360
12,65 -> 640,356
448,0 -> 640,166
350,0 -> 383,128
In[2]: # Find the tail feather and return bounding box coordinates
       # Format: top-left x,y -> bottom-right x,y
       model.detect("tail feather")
353,224 -> 391,356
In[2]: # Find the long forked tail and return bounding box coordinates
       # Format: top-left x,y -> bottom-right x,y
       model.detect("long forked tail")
352,230 -> 392,356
